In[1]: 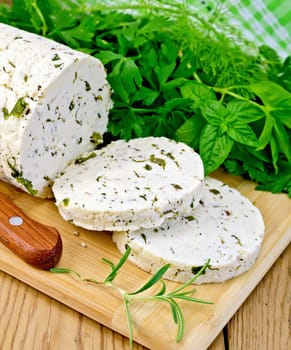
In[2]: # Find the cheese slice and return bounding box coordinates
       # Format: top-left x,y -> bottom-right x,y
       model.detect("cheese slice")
52,137 -> 204,231
0,23 -> 112,197
113,177 -> 265,283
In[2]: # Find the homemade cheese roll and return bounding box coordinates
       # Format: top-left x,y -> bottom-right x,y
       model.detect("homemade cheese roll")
0,23 -> 112,197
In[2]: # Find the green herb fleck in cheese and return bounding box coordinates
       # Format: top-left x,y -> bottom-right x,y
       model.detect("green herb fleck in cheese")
74,152 -> 97,164
7,158 -> 38,195
149,154 -> 166,169
62,198 -> 70,206
5,97 -> 28,119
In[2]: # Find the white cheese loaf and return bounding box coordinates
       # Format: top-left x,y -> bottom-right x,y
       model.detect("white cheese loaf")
0,23 -> 112,197
52,136 -> 204,231
113,177 -> 265,284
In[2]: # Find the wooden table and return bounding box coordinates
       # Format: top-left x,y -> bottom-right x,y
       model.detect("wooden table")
0,243 -> 289,350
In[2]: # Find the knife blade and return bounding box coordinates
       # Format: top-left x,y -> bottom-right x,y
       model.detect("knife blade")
0,192 -> 62,270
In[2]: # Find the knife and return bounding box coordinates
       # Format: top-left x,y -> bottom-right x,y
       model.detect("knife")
0,192 -> 62,270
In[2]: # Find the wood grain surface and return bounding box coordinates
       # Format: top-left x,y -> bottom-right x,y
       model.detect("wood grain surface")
0,244 -> 289,350
227,243 -> 290,350
0,168 -> 290,350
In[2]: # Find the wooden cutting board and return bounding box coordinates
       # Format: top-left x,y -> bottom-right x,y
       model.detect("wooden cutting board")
0,168 -> 290,350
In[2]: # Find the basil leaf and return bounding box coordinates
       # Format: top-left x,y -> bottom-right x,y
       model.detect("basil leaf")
200,124 -> 233,175
227,121 -> 258,147
174,114 -> 206,150
257,113 -> 274,150
200,100 -> 226,125
251,81 -> 290,105
273,120 -> 291,161
226,100 -> 264,123
270,97 -> 291,128
270,136 -> 279,173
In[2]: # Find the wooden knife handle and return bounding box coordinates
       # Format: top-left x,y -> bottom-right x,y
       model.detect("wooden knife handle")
0,193 -> 62,270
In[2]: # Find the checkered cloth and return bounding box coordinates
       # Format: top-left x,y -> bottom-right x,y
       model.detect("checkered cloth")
222,0 -> 291,58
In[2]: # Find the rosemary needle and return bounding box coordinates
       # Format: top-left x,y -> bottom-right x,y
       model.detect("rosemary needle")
51,246 -> 213,348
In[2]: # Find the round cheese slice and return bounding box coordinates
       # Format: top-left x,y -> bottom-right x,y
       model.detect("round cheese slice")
113,177 -> 265,284
52,137 -> 204,231
0,23 -> 112,197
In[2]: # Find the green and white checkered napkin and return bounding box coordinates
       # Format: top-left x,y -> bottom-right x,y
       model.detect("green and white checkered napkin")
226,0 -> 290,58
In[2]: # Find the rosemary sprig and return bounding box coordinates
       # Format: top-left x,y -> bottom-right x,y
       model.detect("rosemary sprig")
50,247 -> 213,348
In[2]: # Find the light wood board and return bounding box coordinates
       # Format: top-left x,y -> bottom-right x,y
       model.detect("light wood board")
0,168 -> 290,350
